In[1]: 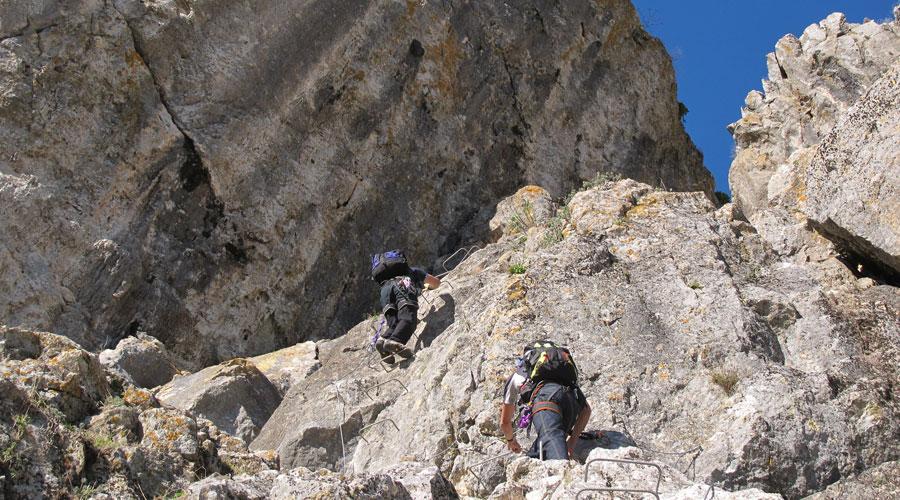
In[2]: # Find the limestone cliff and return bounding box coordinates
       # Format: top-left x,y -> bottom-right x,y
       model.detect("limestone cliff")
0,0 -> 710,368
2,3 -> 899,500
728,10 -> 900,277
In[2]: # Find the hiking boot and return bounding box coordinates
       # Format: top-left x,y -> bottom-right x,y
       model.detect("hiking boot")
382,339 -> 414,360
375,339 -> 395,364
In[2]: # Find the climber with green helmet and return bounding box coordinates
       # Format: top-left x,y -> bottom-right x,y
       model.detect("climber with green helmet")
500,341 -> 591,459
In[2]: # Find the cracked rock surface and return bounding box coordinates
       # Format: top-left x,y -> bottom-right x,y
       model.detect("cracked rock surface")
252,180 -> 899,499
1,0 -> 710,368
727,10 -> 900,276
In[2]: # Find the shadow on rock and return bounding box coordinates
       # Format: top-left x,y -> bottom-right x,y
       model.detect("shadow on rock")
416,294 -> 456,350
571,430 -> 636,463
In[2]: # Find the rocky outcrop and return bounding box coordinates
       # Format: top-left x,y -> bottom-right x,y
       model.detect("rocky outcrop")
100,333 -> 181,389
802,62 -> 900,278
253,180 -> 899,498
156,358 -> 282,444
727,10 -> 900,266
0,328 -> 274,498
0,0 -> 711,368
249,341 -> 320,395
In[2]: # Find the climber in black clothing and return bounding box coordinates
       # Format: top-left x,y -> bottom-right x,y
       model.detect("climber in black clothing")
370,250 -> 440,364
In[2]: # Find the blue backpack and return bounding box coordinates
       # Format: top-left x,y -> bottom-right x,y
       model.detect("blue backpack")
371,250 -> 410,283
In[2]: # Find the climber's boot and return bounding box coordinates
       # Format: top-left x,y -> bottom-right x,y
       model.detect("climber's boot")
382,339 -> 414,360
375,339 -> 395,364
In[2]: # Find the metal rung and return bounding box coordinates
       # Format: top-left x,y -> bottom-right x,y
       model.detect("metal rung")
363,378 -> 409,401
582,458 -> 663,499
466,451 -> 517,491
367,351 -> 398,372
575,487 -> 659,499
437,245 -> 480,277
358,418 -> 400,444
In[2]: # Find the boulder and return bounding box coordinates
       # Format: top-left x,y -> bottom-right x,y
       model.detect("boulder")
156,359 -> 282,444
380,462 -> 459,499
248,341 -> 320,395
0,326 -> 109,422
489,185 -> 555,240
100,333 -> 181,389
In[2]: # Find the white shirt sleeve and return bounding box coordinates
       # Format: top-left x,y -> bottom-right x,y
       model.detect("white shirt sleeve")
502,373 -> 527,405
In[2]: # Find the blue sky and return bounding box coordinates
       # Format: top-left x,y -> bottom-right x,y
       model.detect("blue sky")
631,0 -> 898,194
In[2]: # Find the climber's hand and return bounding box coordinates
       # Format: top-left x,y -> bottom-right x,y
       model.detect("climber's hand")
507,438 -> 522,453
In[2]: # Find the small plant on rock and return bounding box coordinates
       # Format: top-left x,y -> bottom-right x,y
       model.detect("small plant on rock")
1,413 -> 30,479
711,370 -> 740,395
688,280 -> 703,290
509,263 -> 527,275
74,483 -> 99,500
508,199 -> 536,235
102,394 -> 125,409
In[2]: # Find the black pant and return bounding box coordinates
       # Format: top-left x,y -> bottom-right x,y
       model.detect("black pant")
383,306 -> 417,344
526,383 -> 581,460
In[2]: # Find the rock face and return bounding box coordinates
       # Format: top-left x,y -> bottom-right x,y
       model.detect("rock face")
728,11 -> 900,268
253,180 -> 900,498
186,462 -> 455,500
804,460 -> 900,500
803,63 -> 900,278
0,0 -> 711,368
156,358 -> 283,444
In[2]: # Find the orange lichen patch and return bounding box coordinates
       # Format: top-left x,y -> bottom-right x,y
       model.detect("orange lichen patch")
520,185 -> 547,195
607,392 -> 624,402
405,0 -> 417,17
431,29 -> 464,99
506,279 -> 527,302
657,362 -> 670,382
625,195 -> 661,218
123,387 -> 153,407
125,50 -> 144,68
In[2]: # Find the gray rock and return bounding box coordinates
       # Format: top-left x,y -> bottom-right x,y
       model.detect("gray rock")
100,333 -> 181,389
248,341 -> 319,396
0,326 -> 110,422
269,467 -> 410,499
802,63 -> 900,277
380,462 -> 459,500
156,359 -> 282,444
803,460 -> 900,499
254,181 -> 899,498
728,11 -> 900,261
488,186 -> 555,241
490,447 -> 781,499
1,0 -> 710,368
186,472 -> 270,500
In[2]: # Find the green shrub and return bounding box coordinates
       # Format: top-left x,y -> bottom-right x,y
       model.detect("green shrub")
508,264 -> 527,275
688,281 -> 703,290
